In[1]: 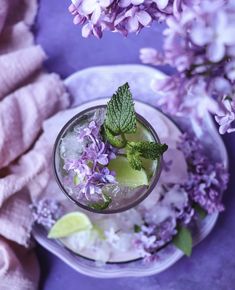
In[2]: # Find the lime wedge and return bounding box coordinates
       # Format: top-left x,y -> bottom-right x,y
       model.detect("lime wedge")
127,121 -> 153,142
108,156 -> 148,187
48,212 -> 92,239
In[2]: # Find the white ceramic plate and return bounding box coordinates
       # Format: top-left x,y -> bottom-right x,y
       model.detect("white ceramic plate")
33,65 -> 228,278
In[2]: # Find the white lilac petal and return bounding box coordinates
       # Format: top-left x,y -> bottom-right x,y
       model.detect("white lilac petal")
216,117 -> 232,134
127,15 -> 139,32
207,41 -> 225,63
97,154 -> 109,165
71,0 -> 83,6
81,23 -> 93,37
190,24 -> 212,46
68,4 -> 77,13
214,11 -> 227,36
174,55 -> 190,71
132,0 -> 145,5
139,47 -> 163,65
91,6 -> 102,24
81,0 -> 97,14
100,0 -> 113,8
136,11 -> 152,26
173,0 -> 183,17
226,61 -> 235,80
223,96 -> 234,112
213,77 -> 232,94
220,26 -> 235,45
73,14 -> 84,25
154,0 -> 169,10
105,174 -> 116,183
119,0 -> 131,8
227,127 -> 235,133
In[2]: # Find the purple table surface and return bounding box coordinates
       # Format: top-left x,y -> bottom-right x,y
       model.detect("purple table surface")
35,1 -> 235,289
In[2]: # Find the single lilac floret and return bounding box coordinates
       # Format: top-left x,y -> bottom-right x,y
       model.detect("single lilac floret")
30,199 -> 63,228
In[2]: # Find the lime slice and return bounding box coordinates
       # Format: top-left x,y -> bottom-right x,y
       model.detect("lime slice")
108,156 -> 148,187
127,121 -> 153,142
48,212 -> 92,239
141,158 -> 158,179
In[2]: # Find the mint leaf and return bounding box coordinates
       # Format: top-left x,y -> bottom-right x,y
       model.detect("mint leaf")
173,226 -> 193,257
126,145 -> 142,170
102,125 -> 127,148
105,83 -> 137,134
126,141 -> 168,170
128,141 -> 168,160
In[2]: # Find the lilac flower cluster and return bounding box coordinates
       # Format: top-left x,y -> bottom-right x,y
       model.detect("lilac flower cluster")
30,199 -> 63,228
134,217 -> 177,261
178,133 -> 229,214
140,0 -> 235,134
133,133 -> 228,259
68,0 -> 187,38
63,121 -> 117,201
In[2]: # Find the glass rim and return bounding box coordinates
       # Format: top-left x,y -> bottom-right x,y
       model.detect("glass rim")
53,105 -> 163,214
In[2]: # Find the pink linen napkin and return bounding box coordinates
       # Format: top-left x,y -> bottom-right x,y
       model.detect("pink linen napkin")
0,46 -> 46,100
0,236 -> 39,290
0,73 -> 69,169
0,0 -> 70,289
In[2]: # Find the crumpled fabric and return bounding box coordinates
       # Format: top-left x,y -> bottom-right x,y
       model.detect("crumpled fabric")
0,0 -> 70,289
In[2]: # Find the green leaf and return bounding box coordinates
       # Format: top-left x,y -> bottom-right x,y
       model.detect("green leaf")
126,141 -> 168,170
193,203 -> 207,220
134,224 -> 142,233
103,125 -> 127,148
126,145 -> 142,171
173,226 -> 193,257
128,141 -> 168,160
90,193 -> 112,211
105,83 -> 137,135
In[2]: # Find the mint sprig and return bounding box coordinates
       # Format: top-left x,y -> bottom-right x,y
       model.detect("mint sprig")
105,82 -> 136,134
103,83 -> 168,171
126,141 -> 168,170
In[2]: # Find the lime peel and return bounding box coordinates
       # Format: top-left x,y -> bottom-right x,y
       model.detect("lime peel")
48,212 -> 92,239
108,156 -> 148,187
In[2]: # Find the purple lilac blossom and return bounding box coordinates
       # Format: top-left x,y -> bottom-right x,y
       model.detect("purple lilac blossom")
178,133 -> 229,214
140,0 -> 235,134
30,199 -> 63,228
68,0 -> 190,38
63,120 -> 117,201
133,132 -> 228,260
134,217 -> 177,260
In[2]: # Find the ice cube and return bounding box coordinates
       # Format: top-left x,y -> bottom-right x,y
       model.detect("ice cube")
60,132 -> 84,159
